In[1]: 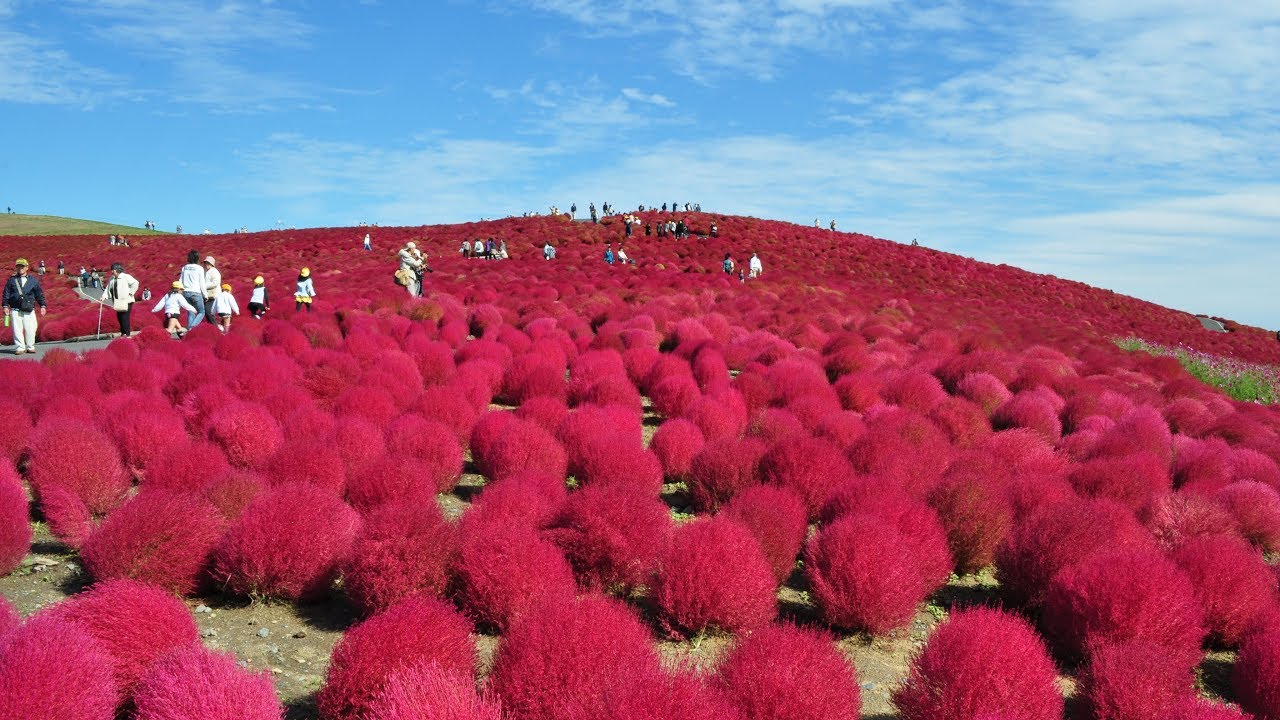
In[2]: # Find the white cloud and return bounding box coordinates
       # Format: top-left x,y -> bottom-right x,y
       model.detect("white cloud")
0,27 -> 127,105
621,87 -> 674,107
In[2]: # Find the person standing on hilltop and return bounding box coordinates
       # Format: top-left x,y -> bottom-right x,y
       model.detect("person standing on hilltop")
4,258 -> 48,355
829,219 -> 837,231
178,250 -> 206,328
202,256 -> 221,326
363,233 -> 372,251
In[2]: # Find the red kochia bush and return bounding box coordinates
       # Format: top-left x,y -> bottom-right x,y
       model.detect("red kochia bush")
384,415 -> 464,493
488,594 -> 663,720
717,623 -> 861,720
1041,548 -> 1205,670
758,436 -> 854,520
1234,626 -> 1280,720
1218,480 -> 1280,553
995,497 -> 1155,609
0,614 -> 120,720
476,418 -> 567,484
143,440 -> 232,494
0,464 -> 31,576
343,501 -> 456,616
452,522 -> 576,631
25,417 -> 130,547
651,417 -> 706,482
1173,536 -> 1275,647
570,433 -> 665,494
1069,451 -> 1172,510
0,596 -> 17,640
80,490 -> 226,595
466,471 -> 566,530
653,516 -> 777,636
44,579 -> 199,695
928,458 -> 1013,574
206,401 -> 284,469
688,436 -> 767,512
133,645 -> 284,720
213,483 -> 361,601
805,513 -> 930,635
1167,701 -> 1253,720
262,438 -> 348,496
892,607 -> 1063,720
1141,491 -> 1240,551
366,662 -> 501,720
317,596 -> 475,720
721,484 -> 807,583
1079,640 -> 1196,720
544,482 -> 669,591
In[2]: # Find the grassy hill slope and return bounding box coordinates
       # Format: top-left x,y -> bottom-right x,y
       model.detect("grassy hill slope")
0,213 -> 168,237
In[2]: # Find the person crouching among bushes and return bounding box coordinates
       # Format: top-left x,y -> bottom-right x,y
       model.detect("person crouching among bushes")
295,267 -> 315,312
213,283 -> 240,334
102,261 -> 140,338
153,281 -> 197,336
248,276 -> 269,319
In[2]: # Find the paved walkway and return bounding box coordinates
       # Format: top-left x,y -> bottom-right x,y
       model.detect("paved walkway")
4,283 -> 129,360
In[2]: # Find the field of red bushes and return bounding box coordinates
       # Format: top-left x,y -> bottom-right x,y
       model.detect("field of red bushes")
2,212 -> 1280,719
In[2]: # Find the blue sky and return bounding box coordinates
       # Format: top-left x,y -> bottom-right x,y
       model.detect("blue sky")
2,1 -> 1278,328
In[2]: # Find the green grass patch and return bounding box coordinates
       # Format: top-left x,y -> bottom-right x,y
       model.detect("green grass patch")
0,213 -> 168,237
1115,336 -> 1280,404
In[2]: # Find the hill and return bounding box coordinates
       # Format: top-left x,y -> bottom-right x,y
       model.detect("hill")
0,213 -> 167,237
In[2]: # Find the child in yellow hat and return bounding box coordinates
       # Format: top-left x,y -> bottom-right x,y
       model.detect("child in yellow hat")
248,275 -> 268,319
294,267 -> 315,313
152,281 -> 197,336
212,282 -> 240,334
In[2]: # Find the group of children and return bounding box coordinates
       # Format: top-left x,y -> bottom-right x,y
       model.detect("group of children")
151,268 -> 315,337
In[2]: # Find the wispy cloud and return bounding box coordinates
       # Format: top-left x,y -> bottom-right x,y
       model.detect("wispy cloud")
0,26 -> 124,105
621,87 -> 674,107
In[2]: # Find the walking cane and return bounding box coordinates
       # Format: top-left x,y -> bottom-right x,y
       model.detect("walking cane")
95,294 -> 106,339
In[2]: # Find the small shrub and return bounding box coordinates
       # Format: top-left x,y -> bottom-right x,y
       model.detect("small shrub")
1079,641 -> 1195,720
544,482 -> 669,591
206,401 -> 284,469
346,456 -> 437,514
317,596 -> 475,720
1218,480 -> 1280,552
805,513 -> 930,635
758,436 -> 854,520
262,438 -> 348,496
452,522 -> 576,631
213,483 -> 361,601
688,436 -> 767,512
44,578 -> 199,696
26,417 -> 130,547
892,607 -> 1062,720
366,661 -> 501,720
721,485 -> 807,583
204,469 -> 267,520
1041,548 -> 1205,670
1173,536 -> 1275,647
652,516 -> 777,636
717,623 -> 860,720
476,418 -> 567,484
0,614 -> 120,720
80,490 -> 225,595
1234,626 -> 1280,720
1069,451 -> 1172,510
466,471 -> 567,530
928,462 -> 1012,574
488,594 -> 663,720
1140,491 -> 1239,551
343,501 -> 456,615
133,645 -> 284,720
0,465 -> 31,576
651,418 -> 706,482
384,415 -> 464,493
144,441 -> 231,494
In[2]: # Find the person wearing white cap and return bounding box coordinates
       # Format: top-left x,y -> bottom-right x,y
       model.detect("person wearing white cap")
201,255 -> 221,325
397,241 -> 424,297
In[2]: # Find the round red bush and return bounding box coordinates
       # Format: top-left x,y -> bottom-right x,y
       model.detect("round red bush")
995,497 -> 1155,609
343,501 -> 456,616
892,607 -> 1062,720
652,516 -> 776,637
1140,491 -> 1240,551
143,440 -> 231,494
1234,626 -> 1280,720
213,482 -> 361,601
317,595 -> 475,720
133,645 -> 283,720
1173,535 -> 1275,647
366,661 -> 501,720
1069,451 -> 1172,510
262,438 -> 348,496
204,468 -> 267,520
452,521 -> 576,631
488,594 -> 663,720
717,623 -> 860,720
44,578 -> 199,696
544,482 -> 669,591
1041,548 -> 1205,670
846,408 -> 952,498
80,490 -> 225,595
1218,480 -> 1280,553
805,513 -> 931,635
651,418 -> 706,482
928,459 -> 1013,574
466,471 -> 566,530
514,395 -> 569,433
0,464 -> 31,576
688,436 -> 767,512
26,417 -> 130,547
721,484 -> 807,583
206,401 -> 284,469
1080,639 -> 1195,720
476,418 -> 567,484
384,415 -> 464,493
759,436 -> 854,520
570,433 -> 665,494
0,614 -> 120,720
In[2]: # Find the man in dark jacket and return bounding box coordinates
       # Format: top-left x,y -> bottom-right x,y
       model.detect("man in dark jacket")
3,258 -> 48,354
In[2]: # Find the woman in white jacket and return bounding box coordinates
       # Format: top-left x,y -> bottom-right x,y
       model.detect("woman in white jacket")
152,281 -> 197,336
212,283 -> 240,334
102,262 -> 140,337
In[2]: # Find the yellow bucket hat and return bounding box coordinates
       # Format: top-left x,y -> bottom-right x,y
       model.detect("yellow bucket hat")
254,276 -> 264,285
171,281 -> 183,290
300,267 -> 311,277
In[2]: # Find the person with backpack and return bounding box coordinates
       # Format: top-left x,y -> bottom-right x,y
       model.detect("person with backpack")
3,258 -> 48,354
101,261 -> 140,338
294,267 -> 315,312
723,253 -> 735,274
749,252 -> 763,278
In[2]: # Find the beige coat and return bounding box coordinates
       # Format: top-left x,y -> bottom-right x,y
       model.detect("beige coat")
105,272 -> 139,311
